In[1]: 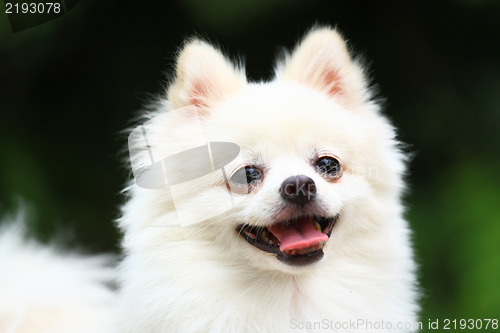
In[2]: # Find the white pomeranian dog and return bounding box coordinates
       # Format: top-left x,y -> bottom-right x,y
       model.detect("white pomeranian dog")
1,27 -> 419,333
119,26 -> 419,332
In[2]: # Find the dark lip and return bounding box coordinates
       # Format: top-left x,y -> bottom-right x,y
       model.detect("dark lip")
236,214 -> 339,266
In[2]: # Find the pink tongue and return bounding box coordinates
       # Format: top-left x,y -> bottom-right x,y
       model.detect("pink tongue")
268,216 -> 329,251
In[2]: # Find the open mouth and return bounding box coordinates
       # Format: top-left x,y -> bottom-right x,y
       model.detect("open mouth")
236,214 -> 339,266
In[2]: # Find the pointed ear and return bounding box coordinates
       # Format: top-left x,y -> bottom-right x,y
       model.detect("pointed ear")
167,39 -> 247,112
275,27 -> 370,106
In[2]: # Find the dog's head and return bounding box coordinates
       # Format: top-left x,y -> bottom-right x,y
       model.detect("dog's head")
126,27 -> 405,273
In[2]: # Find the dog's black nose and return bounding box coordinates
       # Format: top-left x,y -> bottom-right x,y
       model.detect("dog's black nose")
279,175 -> 316,206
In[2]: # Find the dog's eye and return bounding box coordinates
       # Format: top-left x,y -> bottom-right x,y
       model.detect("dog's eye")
230,166 -> 262,185
315,156 -> 342,179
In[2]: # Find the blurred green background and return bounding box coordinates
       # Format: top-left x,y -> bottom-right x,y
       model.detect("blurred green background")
0,0 -> 499,329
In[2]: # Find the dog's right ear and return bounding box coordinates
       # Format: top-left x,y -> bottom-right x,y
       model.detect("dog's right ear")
167,39 -> 247,113
275,27 -> 371,107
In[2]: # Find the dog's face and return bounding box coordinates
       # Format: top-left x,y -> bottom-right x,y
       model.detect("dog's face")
203,84 -> 367,268
128,28 -> 405,274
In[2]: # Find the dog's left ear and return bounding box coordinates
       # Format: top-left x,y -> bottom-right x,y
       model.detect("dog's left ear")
276,27 -> 370,107
168,39 -> 247,113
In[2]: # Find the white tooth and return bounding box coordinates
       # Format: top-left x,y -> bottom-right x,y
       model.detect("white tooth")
245,230 -> 256,239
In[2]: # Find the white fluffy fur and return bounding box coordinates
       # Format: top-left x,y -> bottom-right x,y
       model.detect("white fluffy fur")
0,218 -> 116,333
0,27 -> 419,332
119,27 -> 419,332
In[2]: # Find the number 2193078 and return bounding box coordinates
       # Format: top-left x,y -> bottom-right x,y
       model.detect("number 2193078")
443,318 -> 498,330
5,2 -> 61,14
